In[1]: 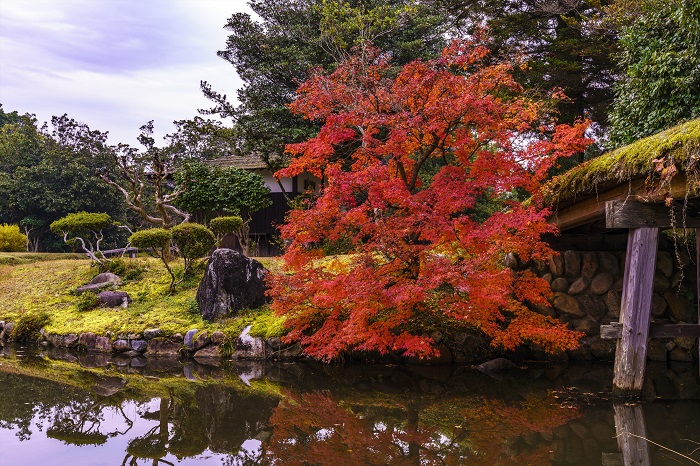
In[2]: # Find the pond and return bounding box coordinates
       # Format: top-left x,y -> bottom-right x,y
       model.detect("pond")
0,345 -> 698,465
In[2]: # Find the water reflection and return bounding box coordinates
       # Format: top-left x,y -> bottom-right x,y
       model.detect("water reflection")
0,347 -> 698,465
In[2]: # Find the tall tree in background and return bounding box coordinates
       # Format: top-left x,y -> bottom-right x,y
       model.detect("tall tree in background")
269,40 -> 591,361
430,0 -> 618,138
607,0 -> 700,146
0,111 -> 126,251
201,0 -> 449,180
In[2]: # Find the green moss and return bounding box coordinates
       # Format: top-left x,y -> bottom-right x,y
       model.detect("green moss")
544,118 -> 700,204
248,306 -> 287,339
0,252 -> 85,266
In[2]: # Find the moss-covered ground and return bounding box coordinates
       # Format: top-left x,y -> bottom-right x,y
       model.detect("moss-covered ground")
0,254 -> 286,341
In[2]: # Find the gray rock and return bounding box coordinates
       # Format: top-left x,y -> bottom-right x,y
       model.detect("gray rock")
552,293 -> 586,317
131,340 -> 148,352
184,329 -> 198,350
194,345 -> 221,362
192,331 -> 210,351
146,338 -> 182,356
564,251 -> 581,278
589,273 -> 614,295
143,328 -> 164,340
571,316 -> 599,335
94,336 -> 112,352
196,249 -> 270,321
97,291 -> 132,308
90,272 -> 122,286
597,252 -> 620,276
266,336 -> 284,350
477,358 -> 517,372
210,331 -> 225,345
551,277 -> 569,292
112,339 -> 131,352
274,343 -> 303,359
78,332 -> 97,350
581,252 -> 599,280
233,325 -> 268,359
0,322 -> 15,341
604,290 -> 621,317
567,277 -> 589,295
171,333 -> 184,343
577,294 -> 607,321
589,338 -> 616,360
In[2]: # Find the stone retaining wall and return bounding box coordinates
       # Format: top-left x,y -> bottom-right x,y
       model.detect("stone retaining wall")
523,248 -> 699,362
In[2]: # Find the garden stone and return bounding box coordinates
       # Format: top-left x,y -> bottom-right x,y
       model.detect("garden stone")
124,350 -> 142,358
567,277 -> 589,295
274,343 -> 303,359
210,331 -> 225,345
112,339 -> 131,352
0,322 -> 14,341
576,294 -> 607,321
147,338 -> 182,356
76,272 -> 122,294
504,253 -> 519,269
605,290 -> 621,317
171,333 -> 184,343
477,358 -> 517,372
597,252 -> 620,276
563,251 -> 581,278
647,340 -> 667,361
651,294 -> 667,318
197,249 -> 270,321
79,332 -> 97,350
98,291 -> 132,308
266,337 -> 284,351
194,346 -> 221,363
664,291 -> 695,322
656,251 -> 673,277
541,273 -> 552,284
131,340 -> 148,352
233,325 -> 268,359
552,293 -> 586,317
193,331 -> 210,351
184,329 -> 198,350
143,328 -> 164,340
551,277 -> 568,292
669,347 -> 693,362
589,273 -> 614,295
581,252 -> 598,280
94,336 -> 112,352
548,254 -> 564,276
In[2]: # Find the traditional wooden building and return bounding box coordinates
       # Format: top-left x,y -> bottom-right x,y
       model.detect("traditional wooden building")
208,155 -> 320,256
544,118 -> 700,395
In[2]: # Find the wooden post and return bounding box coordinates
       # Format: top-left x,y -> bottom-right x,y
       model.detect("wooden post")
613,227 -> 659,396
614,403 -> 650,466
697,230 -> 700,369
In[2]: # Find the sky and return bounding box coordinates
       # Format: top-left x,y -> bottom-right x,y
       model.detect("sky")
0,0 -> 252,146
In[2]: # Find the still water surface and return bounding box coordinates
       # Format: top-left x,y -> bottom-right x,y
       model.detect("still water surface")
0,345 -> 698,465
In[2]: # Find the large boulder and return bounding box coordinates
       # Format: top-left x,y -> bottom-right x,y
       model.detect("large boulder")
196,248 -> 270,322
76,272 -> 122,295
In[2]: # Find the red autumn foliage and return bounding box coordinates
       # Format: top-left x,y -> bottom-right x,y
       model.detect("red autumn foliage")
269,38 -> 592,361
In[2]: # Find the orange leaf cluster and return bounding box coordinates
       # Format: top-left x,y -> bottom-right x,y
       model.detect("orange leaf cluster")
269,40 -> 591,361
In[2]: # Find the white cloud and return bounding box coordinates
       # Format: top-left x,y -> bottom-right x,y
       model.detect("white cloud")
0,0 -> 251,145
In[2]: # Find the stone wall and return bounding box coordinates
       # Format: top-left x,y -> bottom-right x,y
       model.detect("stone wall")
524,247 -> 698,362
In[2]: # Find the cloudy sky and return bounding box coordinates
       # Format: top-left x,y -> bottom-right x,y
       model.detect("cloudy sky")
0,0 -> 252,146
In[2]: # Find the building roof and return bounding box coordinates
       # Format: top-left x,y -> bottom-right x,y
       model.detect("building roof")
208,154 -> 270,170
544,118 -> 700,206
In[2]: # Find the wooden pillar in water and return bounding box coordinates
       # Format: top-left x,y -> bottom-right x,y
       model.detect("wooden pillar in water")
613,227 -> 659,395
613,403 -> 650,466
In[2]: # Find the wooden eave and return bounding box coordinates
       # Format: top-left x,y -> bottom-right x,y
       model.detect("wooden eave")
550,172 -> 698,231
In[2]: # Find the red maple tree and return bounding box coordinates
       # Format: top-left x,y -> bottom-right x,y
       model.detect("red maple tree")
269,38 -> 591,361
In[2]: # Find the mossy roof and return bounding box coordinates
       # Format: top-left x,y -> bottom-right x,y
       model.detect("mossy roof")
544,118 -> 700,205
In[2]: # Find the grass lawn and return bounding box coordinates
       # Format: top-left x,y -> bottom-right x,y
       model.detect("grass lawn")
0,253 -> 285,340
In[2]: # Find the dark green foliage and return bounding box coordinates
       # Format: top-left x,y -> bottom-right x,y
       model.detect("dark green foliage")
49,212 -> 112,235
0,224 -> 27,252
170,222 -> 215,275
75,292 -> 100,312
129,228 -> 171,250
0,112 -> 127,251
174,160 -> 271,223
201,0 -> 448,172
608,0 -> 700,146
12,311 -> 51,341
99,257 -> 146,281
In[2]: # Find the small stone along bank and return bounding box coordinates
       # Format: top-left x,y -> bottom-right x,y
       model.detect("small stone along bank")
0,322 -> 302,363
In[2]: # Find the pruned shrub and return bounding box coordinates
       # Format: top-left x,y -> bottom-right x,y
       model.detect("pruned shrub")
50,212 -> 113,263
210,216 -> 244,247
171,222 -> 215,278
129,228 -> 171,250
0,224 -> 27,252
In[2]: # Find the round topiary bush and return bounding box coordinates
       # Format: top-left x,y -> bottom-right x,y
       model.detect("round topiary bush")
171,222 -> 215,262
0,224 -> 27,252
129,228 -> 171,250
